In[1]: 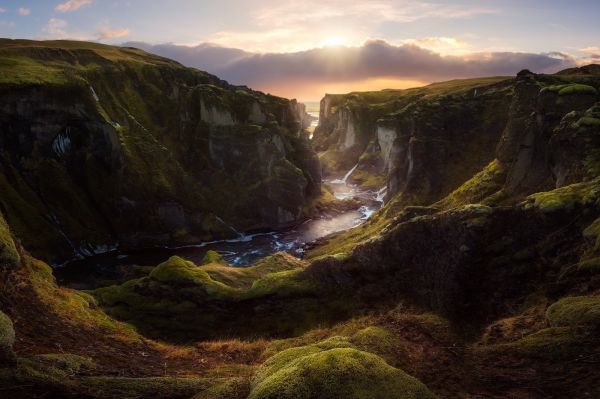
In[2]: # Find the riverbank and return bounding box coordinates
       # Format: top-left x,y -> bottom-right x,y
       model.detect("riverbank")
54,172 -> 384,290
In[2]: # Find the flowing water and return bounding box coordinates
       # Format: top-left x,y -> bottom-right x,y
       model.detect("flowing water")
54,174 -> 384,289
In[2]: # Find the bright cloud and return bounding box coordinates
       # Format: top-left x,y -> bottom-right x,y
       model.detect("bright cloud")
97,25 -> 130,40
18,7 -> 31,16
55,0 -> 92,13
205,0 -> 497,53
129,40 -> 576,100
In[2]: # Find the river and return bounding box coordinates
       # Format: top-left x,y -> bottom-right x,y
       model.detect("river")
54,170 -> 384,290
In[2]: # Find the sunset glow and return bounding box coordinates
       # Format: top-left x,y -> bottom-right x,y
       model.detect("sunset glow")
0,0 -> 598,99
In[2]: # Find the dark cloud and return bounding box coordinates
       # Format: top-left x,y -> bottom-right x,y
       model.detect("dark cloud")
124,40 -> 577,88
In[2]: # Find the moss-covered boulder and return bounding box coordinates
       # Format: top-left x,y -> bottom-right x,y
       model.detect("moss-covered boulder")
249,347 -> 436,399
202,250 -> 226,265
0,214 -> 19,269
546,296 -> 600,327
0,310 -> 15,361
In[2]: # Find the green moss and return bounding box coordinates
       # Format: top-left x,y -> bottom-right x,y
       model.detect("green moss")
202,252 -> 305,289
558,84 -> 598,96
0,310 -> 15,356
526,180 -> 600,212
349,169 -> 387,191
0,214 -> 19,268
32,354 -> 96,375
436,159 -> 506,210
245,269 -> 316,299
350,327 -> 408,365
249,347 -> 436,399
546,296 -> 600,327
192,377 -> 250,399
483,327 -> 581,360
202,250 -> 227,265
82,376 -> 213,399
149,256 -> 240,298
542,83 -> 598,96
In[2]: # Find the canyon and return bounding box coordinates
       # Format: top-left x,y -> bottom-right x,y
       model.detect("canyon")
1,40 -> 600,399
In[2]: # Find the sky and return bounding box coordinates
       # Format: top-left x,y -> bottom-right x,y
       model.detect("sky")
0,0 -> 599,100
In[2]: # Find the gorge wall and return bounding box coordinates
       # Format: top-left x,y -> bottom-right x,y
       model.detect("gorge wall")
313,67 -> 600,208
0,39 -> 320,264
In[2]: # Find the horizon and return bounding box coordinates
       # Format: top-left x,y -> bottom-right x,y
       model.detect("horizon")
0,0 -> 599,99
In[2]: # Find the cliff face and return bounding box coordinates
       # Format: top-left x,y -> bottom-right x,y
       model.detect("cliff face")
0,39 -> 319,263
314,70 -> 600,207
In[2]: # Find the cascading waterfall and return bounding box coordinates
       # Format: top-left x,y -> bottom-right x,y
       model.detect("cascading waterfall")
215,216 -> 246,239
331,163 -> 359,184
376,186 -> 387,203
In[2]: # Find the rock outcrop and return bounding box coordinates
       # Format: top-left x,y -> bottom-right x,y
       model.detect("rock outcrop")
0,39 -> 319,263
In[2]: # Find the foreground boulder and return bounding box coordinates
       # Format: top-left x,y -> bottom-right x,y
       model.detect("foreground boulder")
249,346 -> 436,399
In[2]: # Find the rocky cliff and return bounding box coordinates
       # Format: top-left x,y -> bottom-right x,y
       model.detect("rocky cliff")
0,39 -> 320,264
314,69 -> 600,210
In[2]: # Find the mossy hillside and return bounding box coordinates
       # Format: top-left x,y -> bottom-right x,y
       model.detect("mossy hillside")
202,252 -> 306,289
93,255 -> 355,340
435,159 -> 507,210
0,164 -> 73,262
0,39 -> 318,263
249,347 -> 436,399
546,295 -> 600,327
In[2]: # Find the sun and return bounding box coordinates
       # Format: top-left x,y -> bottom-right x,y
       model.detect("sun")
320,36 -> 348,48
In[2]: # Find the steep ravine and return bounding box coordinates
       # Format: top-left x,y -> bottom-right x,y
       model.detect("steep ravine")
0,39 -> 321,265
1,41 -> 600,399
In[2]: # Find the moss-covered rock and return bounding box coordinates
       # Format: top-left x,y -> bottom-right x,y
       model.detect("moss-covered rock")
249,347 -> 436,399
202,250 -> 226,265
0,214 -> 19,269
0,310 -> 15,360
546,296 -> 600,327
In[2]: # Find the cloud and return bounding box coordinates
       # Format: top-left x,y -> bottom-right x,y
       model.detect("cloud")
97,25 -> 130,40
578,46 -> 600,65
127,40 -> 578,99
17,7 -> 30,16
203,0 -> 498,53
253,0 -> 497,27
55,0 -> 92,13
44,18 -> 68,36
0,7 -> 6,13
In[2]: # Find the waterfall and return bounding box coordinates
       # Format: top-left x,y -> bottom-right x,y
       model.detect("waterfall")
215,216 -> 244,238
331,163 -> 359,184
375,186 -> 387,203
